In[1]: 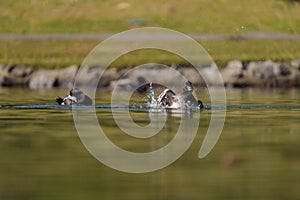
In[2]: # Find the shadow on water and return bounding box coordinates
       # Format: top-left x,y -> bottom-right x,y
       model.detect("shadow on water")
0,88 -> 300,200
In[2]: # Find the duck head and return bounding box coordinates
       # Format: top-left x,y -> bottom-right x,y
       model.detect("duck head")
183,81 -> 193,92
70,88 -> 93,105
156,81 -> 204,109
56,88 -> 93,106
157,88 -> 180,108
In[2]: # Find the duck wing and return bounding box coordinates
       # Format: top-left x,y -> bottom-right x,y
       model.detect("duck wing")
56,97 -> 64,105
78,95 -> 93,105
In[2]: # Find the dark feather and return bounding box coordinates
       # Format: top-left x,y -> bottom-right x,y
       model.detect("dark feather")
56,97 -> 64,105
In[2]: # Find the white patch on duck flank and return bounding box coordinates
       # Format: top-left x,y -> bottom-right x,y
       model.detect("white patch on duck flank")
65,95 -> 77,102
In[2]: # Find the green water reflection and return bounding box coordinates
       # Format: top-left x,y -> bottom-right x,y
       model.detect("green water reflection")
0,88 -> 299,200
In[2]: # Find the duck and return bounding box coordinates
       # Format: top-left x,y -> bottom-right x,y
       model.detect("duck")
157,81 -> 204,109
56,88 -> 93,106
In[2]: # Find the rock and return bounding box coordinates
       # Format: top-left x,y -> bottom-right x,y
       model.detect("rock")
291,59 -> 300,70
29,65 -> 120,89
1,59 -> 300,89
110,64 -> 188,92
221,60 -> 243,84
296,73 -> 300,86
243,60 -> 298,87
0,64 -> 34,87
29,65 -> 78,89
73,65 -> 103,88
29,69 -> 59,89
276,62 -> 292,77
175,65 -> 205,86
247,60 -> 275,79
56,65 -> 78,88
219,60 -> 297,87
199,64 -> 224,86
98,68 -> 120,88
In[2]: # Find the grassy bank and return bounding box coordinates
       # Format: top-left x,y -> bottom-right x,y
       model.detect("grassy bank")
0,0 -> 300,34
1,40 -> 300,68
0,0 -> 300,68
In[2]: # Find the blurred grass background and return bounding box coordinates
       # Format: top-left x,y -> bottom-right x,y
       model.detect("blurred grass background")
0,0 -> 300,68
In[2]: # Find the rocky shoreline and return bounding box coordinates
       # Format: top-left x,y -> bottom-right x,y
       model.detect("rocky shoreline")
1,59 -> 300,90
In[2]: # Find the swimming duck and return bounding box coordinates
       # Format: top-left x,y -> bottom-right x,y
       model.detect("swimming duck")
157,81 -> 204,109
56,88 -> 93,106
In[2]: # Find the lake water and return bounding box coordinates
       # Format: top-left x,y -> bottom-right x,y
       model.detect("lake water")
0,87 -> 299,200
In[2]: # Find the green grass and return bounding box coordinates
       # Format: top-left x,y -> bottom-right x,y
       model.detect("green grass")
0,40 -> 95,68
0,0 -> 300,34
0,0 -> 300,68
202,40 -> 300,67
1,40 -> 299,69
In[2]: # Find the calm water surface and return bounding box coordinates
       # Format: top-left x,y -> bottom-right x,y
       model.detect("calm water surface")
0,88 -> 299,200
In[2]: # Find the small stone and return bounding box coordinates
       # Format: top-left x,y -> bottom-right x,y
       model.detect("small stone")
291,59 -> 300,70
99,68 -> 120,88
29,70 -> 59,89
57,65 -> 78,88
74,65 -> 103,88
221,60 -> 243,83
200,63 -> 224,86
0,64 -> 34,87
247,60 -> 275,79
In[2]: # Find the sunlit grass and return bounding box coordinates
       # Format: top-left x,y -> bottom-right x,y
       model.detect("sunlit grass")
0,40 -> 299,68
0,0 -> 300,68
0,0 -> 299,34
